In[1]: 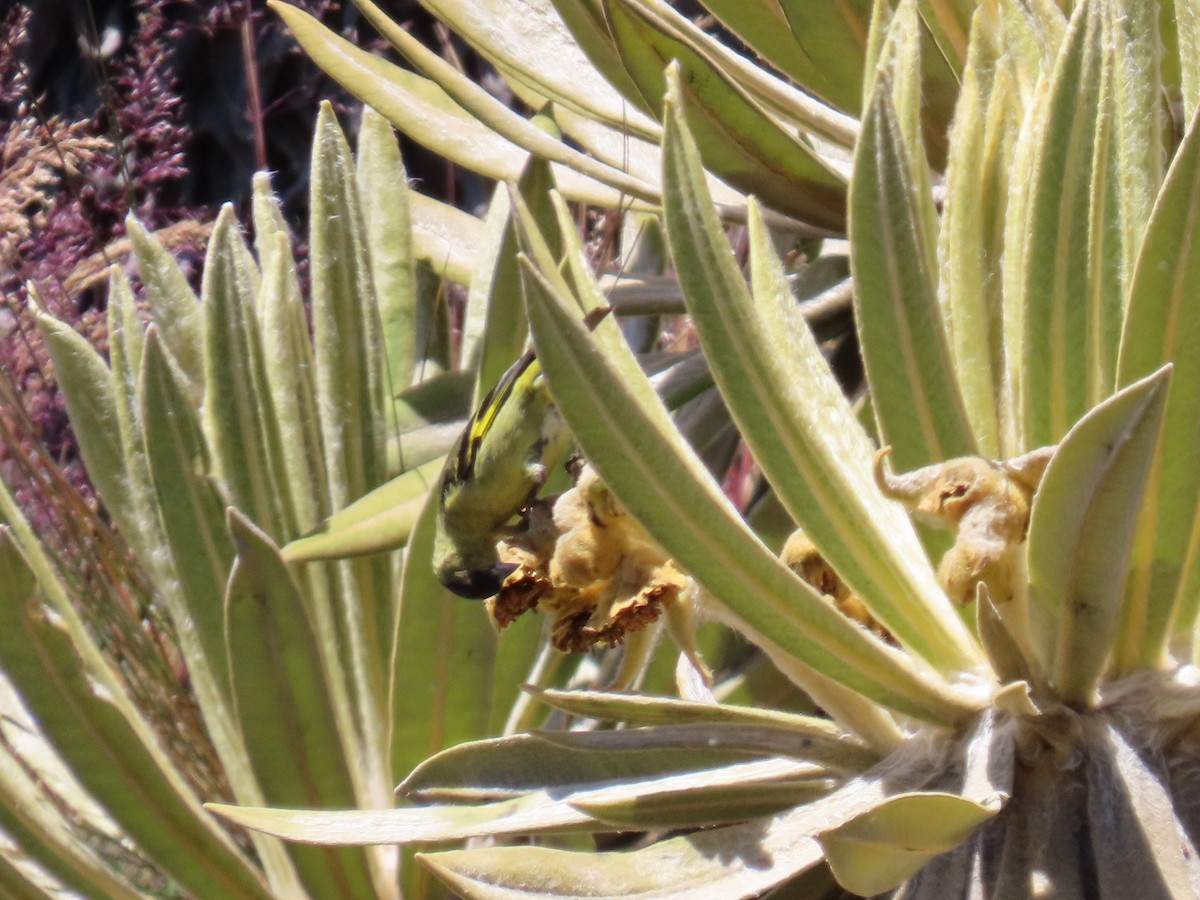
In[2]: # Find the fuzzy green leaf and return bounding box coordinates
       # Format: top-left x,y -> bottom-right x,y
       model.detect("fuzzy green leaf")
520,233 -> 977,724
0,533 -> 273,900
270,2 -> 653,210
357,106 -> 418,394
225,512 -> 376,899
1005,0 -> 1110,450
604,0 -> 847,229
851,79 -> 976,472
1027,367 -> 1171,703
662,70 -> 978,671
818,792 -> 998,895
1114,101 -> 1200,659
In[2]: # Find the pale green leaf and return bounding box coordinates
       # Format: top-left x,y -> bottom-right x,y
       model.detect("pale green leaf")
818,792 -> 998,895
1027,367 -> 1171,703
662,72 -> 978,671
225,512 -> 376,899
357,105 -> 418,394
352,0 -> 659,203
1179,0 -> 1200,114
939,5 -> 1019,457
402,0 -> 661,140
258,229 -> 328,536
126,216 -> 204,401
851,79 -> 976,472
1005,0 -> 1110,449
605,4 -> 848,229
390,495 -> 545,782
1115,102 -> 1200,658
270,2 -> 655,210
410,191 -> 483,286
201,205 -> 290,540
519,235 -> 977,724
0,532 -> 273,900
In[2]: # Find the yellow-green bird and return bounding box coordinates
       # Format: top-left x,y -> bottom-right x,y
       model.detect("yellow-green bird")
432,349 -> 569,599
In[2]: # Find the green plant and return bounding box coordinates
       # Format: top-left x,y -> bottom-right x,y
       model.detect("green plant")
6,1 -> 1200,899
208,0 -> 1200,896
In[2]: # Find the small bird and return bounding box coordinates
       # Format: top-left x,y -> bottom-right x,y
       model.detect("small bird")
432,348 -> 569,599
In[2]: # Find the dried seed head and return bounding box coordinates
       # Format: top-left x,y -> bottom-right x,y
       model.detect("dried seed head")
873,446 -> 1055,605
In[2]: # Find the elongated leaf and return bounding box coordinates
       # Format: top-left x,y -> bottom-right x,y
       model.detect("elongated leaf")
258,228 -> 328,536
472,156 -> 559,402
520,243 -> 976,725
704,0 -> 870,116
126,216 -> 204,401
819,792 -> 997,895
282,460 -> 439,562
534,722 -> 874,773
1115,102 -> 1200,658
0,532 -> 273,900
352,0 -> 659,204
418,734 -> 943,898
939,6 -> 1018,457
270,2 -> 654,211
405,0 -> 661,139
1005,0 -> 1109,450
410,192 -> 483,286
202,205 -> 290,540
662,72 -> 978,671
1180,0 -> 1200,114
225,512 -> 376,900
1027,367 -> 1170,703
851,79 -> 976,472
34,307 -> 134,539
390,494 -> 546,782
605,3 -> 847,229
357,105 -> 418,394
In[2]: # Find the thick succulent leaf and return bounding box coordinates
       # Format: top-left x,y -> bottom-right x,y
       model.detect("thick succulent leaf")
403,0 -> 661,139
0,533 -> 273,900
662,74 -> 978,672
310,100 -> 386,512
270,2 -> 654,210
703,0 -> 871,116
225,512 -> 377,899
605,5 -> 847,229
409,192 -> 483,286
357,105 -> 418,394
1115,102 -> 1200,656
281,460 -> 439,562
1027,367 -> 1170,703
851,79 -> 976,472
0,711 -> 143,898
202,205 -> 290,540
126,216 -> 204,401
819,792 -> 998,895
938,6 -> 1019,457
209,794 -> 601,846
1004,0 -> 1111,450
519,230 -> 977,725
418,734 -> 945,898
390,496 -> 546,782
1108,0 -> 1163,297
